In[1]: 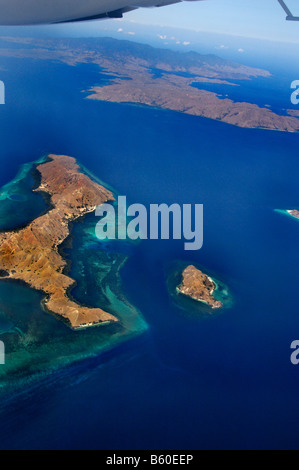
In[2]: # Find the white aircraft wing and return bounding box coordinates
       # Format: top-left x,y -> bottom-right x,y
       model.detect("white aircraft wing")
0,0 -> 296,25
0,0 -> 202,25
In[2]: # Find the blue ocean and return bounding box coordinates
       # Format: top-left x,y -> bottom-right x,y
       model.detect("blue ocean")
0,52 -> 299,450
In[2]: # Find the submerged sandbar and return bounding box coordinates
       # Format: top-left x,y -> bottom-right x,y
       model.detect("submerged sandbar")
275,209 -> 299,222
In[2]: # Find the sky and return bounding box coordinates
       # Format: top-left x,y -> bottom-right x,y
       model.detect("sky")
43,0 -> 298,68
1,0 -> 298,45
125,0 -> 299,43
0,0 -> 298,70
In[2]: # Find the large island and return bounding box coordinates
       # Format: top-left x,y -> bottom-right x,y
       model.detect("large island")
0,154 -> 118,329
0,36 -> 298,132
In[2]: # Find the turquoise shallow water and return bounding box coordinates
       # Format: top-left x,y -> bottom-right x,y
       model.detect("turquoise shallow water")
167,260 -> 233,318
0,156 -> 47,230
0,53 -> 298,449
0,158 -> 147,388
275,209 -> 299,223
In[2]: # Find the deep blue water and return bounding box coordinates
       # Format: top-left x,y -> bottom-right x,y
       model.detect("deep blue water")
0,54 -> 299,450
151,63 -> 299,116
192,75 -> 297,116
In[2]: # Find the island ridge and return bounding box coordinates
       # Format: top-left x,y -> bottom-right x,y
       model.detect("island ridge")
0,37 -> 298,132
0,154 -> 118,329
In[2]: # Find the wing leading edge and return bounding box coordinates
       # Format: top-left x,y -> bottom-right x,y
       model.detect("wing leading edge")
0,0 -> 202,26
0,0 -> 296,26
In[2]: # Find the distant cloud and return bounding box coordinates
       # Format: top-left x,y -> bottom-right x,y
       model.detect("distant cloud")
183,41 -> 191,46
176,41 -> 181,45
158,34 -> 167,40
117,28 -> 136,36
215,45 -> 229,50
238,48 -> 245,53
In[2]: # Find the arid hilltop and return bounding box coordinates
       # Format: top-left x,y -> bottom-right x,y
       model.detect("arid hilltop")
287,209 -> 299,220
0,154 -> 117,329
177,265 -> 222,309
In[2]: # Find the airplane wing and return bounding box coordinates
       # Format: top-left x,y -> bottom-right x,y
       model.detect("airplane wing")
278,0 -> 299,21
0,0 -> 202,25
0,0 -> 297,25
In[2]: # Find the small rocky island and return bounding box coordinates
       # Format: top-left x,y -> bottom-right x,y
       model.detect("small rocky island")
177,265 -> 223,309
287,210 -> 299,220
0,154 -> 118,329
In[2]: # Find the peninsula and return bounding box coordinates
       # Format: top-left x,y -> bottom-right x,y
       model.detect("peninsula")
0,36 -> 298,132
0,154 -> 118,329
177,265 -> 222,309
